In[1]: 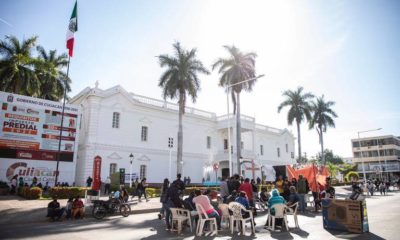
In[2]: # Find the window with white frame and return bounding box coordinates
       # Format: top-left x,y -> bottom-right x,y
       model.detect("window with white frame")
260,145 -> 264,155
224,139 -> 228,150
168,137 -> 174,148
112,112 -> 120,128
207,136 -> 211,149
109,163 -> 117,175
277,147 -> 281,158
286,144 -> 288,153
140,165 -> 147,180
141,126 -> 148,142
291,152 -> 294,159
241,141 -> 244,150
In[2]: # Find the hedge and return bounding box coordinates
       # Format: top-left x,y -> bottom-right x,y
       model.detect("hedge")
47,187 -> 89,199
18,187 -> 42,199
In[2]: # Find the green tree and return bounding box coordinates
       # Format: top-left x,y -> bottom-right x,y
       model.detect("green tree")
309,95 -> 338,165
35,46 -> 70,101
317,149 -> 344,165
278,87 -> 314,163
339,163 -> 357,176
212,46 -> 257,173
326,162 -> 338,179
158,42 -> 209,174
0,35 -> 38,95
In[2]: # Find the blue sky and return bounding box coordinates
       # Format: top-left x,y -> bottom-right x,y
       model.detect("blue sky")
1,0 -> 399,158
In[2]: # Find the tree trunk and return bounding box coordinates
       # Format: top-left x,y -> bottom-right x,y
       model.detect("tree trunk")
177,95 -> 183,175
296,121 -> 301,163
236,92 -> 241,175
320,128 -> 325,165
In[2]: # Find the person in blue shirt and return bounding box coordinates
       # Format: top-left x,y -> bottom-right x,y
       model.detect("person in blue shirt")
265,189 -> 287,228
235,191 -> 250,209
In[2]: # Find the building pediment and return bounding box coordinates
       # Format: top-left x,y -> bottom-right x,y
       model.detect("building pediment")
137,155 -> 151,162
107,152 -> 123,160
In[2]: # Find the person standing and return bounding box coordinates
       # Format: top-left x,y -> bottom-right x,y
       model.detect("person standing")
86,176 -> 93,187
10,175 -> 18,194
187,176 -> 191,185
297,175 -> 307,213
238,178 -> 254,207
275,175 -> 284,195
219,177 -> 229,203
138,178 -> 149,202
158,178 -> 169,220
172,174 -> 185,192
104,176 -> 111,195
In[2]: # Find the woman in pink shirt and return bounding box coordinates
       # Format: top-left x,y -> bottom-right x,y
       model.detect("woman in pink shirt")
192,189 -> 221,230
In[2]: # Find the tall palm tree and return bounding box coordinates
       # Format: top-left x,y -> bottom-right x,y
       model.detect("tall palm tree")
158,42 -> 209,174
35,46 -> 70,101
0,35 -> 39,95
309,95 -> 338,165
212,45 -> 257,174
278,87 -> 314,163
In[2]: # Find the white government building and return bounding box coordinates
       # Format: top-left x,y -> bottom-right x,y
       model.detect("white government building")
70,85 -> 296,185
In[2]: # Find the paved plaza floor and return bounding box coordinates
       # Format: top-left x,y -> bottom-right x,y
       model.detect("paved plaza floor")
0,187 -> 399,240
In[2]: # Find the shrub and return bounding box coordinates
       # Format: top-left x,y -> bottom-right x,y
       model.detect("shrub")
345,171 -> 359,182
48,187 -> 88,199
17,186 -> 42,199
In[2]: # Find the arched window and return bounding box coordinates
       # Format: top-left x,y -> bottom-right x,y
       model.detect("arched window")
140,165 -> 147,180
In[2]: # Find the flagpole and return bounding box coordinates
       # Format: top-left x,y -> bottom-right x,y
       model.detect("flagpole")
55,56 -> 70,186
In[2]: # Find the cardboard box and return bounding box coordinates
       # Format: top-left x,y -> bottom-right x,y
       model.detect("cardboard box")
322,198 -> 369,234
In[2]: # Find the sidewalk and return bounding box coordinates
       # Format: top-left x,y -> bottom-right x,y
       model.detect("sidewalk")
0,195 -> 161,225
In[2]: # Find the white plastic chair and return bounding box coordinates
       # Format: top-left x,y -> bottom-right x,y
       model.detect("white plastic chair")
228,202 -> 255,235
195,204 -> 218,236
305,194 -> 314,207
170,208 -> 192,234
267,204 -> 289,231
218,203 -> 230,229
285,202 -> 299,228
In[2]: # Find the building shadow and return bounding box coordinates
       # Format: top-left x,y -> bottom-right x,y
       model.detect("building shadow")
326,229 -> 385,240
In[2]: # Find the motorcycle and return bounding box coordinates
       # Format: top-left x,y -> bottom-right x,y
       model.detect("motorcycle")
92,195 -> 131,219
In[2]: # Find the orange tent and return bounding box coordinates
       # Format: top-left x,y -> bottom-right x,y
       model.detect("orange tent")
287,164 -> 329,192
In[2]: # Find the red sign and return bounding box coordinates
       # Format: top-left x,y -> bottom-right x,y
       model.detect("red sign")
213,163 -> 219,171
92,156 -> 102,191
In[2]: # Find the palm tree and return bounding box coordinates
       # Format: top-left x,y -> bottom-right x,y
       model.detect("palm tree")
309,95 -> 338,165
158,42 -> 209,174
212,46 -> 257,174
278,87 -> 314,163
35,46 -> 70,101
0,35 -> 39,95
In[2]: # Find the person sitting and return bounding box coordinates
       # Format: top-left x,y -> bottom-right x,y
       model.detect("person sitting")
286,186 -> 300,212
264,189 -> 286,228
72,197 -> 85,219
226,190 -> 238,204
183,191 -> 196,211
121,187 -> 129,203
259,188 -> 270,203
65,198 -> 73,220
47,198 -> 65,221
193,189 -> 221,230
235,191 -> 256,227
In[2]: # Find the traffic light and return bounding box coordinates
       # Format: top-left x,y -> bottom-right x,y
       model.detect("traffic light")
168,137 -> 174,148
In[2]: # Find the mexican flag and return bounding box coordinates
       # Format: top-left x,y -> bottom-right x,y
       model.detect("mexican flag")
66,1 -> 78,57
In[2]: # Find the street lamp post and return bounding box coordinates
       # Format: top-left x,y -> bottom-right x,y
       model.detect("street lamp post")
168,137 -> 173,180
129,153 -> 134,187
357,128 -> 382,184
226,74 -> 264,176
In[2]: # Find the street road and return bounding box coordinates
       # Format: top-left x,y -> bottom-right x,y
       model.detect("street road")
0,189 -> 399,240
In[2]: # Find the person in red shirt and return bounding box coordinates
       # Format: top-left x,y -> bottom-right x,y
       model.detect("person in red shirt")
239,178 -> 254,206
72,197 -> 85,219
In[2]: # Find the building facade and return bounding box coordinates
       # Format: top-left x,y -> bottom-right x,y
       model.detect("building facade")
70,85 -> 295,185
351,135 -> 400,180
